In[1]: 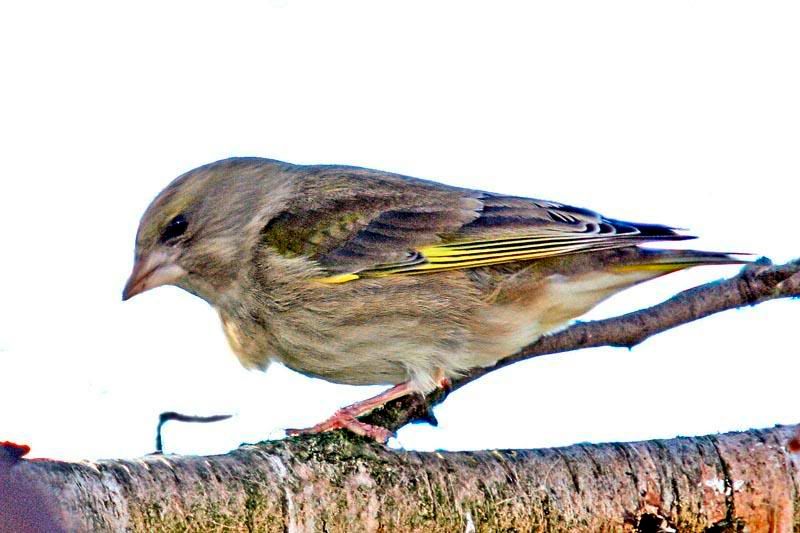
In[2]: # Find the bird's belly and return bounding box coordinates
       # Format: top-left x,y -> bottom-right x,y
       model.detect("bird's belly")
466,269 -> 663,366
219,268 -> 657,391
272,322 -> 430,386
279,350 -> 409,386
219,303 -> 447,387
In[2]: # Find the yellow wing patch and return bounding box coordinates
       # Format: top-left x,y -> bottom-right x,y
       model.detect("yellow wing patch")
315,233 -> 628,284
316,273 -> 361,284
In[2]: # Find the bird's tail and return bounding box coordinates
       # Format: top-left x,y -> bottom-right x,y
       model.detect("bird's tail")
611,249 -> 752,274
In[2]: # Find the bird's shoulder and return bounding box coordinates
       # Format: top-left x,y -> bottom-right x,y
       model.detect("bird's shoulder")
260,165 -> 474,267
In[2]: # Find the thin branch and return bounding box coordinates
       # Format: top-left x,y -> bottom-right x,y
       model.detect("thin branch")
363,257 -> 800,432
154,412 -> 232,454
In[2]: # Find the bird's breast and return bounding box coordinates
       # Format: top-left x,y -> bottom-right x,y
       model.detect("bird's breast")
219,311 -> 273,370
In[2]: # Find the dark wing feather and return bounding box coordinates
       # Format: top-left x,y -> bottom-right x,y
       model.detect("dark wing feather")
319,203 -> 482,269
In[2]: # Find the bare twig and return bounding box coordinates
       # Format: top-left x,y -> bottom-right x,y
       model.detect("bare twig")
363,257 -> 800,432
154,412 -> 232,454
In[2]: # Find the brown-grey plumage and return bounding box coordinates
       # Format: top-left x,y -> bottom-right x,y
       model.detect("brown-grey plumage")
124,157 -> 743,440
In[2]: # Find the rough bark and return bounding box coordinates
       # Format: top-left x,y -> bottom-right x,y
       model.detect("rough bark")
2,259 -> 799,532
3,425 -> 800,531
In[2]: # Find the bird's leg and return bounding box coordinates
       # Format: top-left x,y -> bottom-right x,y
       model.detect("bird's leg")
286,382 -> 414,443
286,370 -> 451,443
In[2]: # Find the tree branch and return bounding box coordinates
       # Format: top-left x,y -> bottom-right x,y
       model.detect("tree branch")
4,424 -> 800,531
363,257 -> 800,433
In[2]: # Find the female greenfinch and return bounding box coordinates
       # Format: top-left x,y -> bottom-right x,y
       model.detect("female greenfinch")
124,158 -> 741,442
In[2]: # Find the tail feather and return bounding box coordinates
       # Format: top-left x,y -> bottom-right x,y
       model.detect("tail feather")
613,249 -> 752,273
610,219 -> 696,240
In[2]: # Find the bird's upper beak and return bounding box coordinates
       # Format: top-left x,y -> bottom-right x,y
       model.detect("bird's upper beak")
122,250 -> 186,301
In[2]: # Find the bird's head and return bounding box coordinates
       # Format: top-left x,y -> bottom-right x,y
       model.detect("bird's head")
123,158 -> 291,305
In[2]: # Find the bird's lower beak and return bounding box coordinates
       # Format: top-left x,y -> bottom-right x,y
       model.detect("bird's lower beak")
122,251 -> 186,301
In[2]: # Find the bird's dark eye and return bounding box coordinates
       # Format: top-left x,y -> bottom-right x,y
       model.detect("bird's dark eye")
161,214 -> 188,243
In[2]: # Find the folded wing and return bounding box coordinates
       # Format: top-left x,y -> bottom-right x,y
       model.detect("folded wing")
328,193 -> 693,280
260,166 -> 693,283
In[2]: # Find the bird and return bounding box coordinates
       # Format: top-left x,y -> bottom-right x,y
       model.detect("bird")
123,157 -> 743,442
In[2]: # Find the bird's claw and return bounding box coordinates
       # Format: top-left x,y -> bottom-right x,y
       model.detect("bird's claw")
286,411 -> 395,444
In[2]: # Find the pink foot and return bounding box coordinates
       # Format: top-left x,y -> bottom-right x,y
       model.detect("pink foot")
286,408 -> 394,443
286,382 -> 416,443
285,373 -> 451,444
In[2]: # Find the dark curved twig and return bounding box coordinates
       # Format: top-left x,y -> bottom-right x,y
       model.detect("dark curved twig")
362,257 -> 800,432
154,412 -> 232,454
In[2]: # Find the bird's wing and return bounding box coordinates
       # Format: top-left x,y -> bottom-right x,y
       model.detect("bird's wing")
260,167 -> 692,282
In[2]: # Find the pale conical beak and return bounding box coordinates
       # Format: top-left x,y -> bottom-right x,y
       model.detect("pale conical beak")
122,251 -> 186,301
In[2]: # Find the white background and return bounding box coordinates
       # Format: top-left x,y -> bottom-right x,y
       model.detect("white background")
1,1 -> 797,461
